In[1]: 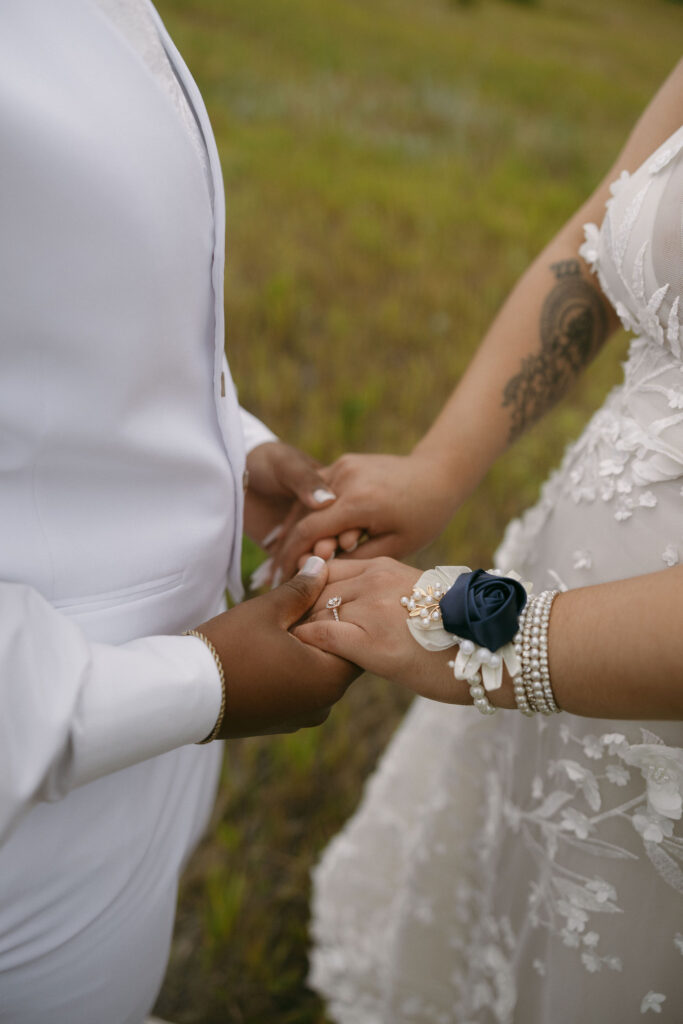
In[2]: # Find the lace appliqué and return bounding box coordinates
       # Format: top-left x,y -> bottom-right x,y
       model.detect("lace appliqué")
464,727 -> 683,1021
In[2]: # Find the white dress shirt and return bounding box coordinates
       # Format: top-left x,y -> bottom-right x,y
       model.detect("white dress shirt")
0,2 -> 275,1019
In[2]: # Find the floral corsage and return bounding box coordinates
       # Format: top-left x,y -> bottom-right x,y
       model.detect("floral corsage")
401,567 -> 531,696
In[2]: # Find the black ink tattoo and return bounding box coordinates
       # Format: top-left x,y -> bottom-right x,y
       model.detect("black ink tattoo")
502,259 -> 609,442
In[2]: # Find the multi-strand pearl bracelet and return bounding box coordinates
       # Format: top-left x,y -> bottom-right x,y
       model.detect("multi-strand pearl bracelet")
512,590 -> 561,716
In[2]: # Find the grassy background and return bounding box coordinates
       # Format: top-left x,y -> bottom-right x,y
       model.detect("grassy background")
152,1 -> 683,1021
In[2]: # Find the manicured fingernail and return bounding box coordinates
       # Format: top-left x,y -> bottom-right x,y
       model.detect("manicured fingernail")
313,488 -> 336,504
342,540 -> 358,553
270,567 -> 283,589
299,555 -> 326,577
261,524 -> 283,548
250,557 -> 272,590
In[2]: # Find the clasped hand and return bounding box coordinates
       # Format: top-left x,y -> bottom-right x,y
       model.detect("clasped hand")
294,558 -> 480,706
196,557 -> 359,738
262,450 -> 460,583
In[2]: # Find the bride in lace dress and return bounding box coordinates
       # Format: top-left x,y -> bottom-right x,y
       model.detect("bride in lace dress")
286,64 -> 683,1022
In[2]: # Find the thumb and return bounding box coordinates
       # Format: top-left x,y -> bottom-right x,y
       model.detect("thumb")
271,555 -> 329,628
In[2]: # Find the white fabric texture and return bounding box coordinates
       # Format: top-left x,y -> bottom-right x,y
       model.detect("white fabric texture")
0,1 -> 265,1020
309,129 -> 683,1022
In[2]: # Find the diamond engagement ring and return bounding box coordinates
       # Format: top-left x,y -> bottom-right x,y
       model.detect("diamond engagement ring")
326,595 -> 342,622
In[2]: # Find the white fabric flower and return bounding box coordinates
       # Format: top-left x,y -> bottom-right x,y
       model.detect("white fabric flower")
632,811 -> 674,844
582,735 -> 603,760
557,900 -> 588,933
581,952 -> 601,973
662,544 -> 679,567
560,807 -> 592,840
640,991 -> 666,1014
606,764 -> 630,786
601,733 -> 627,755
623,744 -> 683,820
666,389 -> 683,410
609,169 -> 630,195
572,549 -> 593,571
586,879 -> 616,904
579,223 -> 601,271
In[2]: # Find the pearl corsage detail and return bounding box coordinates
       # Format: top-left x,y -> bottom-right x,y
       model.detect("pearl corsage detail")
400,566 -> 533,715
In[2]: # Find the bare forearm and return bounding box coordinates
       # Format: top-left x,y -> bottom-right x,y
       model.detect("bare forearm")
543,568 -> 683,720
486,567 -> 683,719
414,61 -> 682,503
413,211 -> 618,498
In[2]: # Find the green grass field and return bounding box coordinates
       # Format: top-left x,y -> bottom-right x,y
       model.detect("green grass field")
152,1 -> 683,1020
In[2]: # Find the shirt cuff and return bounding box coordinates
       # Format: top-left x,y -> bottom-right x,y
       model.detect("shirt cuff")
65,634 -> 223,791
239,406 -> 278,455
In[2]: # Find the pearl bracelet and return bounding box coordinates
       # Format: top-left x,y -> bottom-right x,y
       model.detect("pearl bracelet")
513,590 -> 561,715
184,629 -> 227,743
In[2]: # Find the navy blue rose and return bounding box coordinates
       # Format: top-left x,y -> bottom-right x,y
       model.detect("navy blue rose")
438,570 -> 527,652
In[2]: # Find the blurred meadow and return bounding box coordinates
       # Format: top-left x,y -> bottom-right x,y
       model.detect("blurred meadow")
153,0 -> 683,1021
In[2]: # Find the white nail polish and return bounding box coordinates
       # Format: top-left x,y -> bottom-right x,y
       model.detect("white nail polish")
261,524 -> 283,548
313,488 -> 336,504
299,555 -> 326,577
271,567 -> 283,589
250,557 -> 272,590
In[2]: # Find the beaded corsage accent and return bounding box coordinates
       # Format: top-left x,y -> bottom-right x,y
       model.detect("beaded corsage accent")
401,566 -> 533,714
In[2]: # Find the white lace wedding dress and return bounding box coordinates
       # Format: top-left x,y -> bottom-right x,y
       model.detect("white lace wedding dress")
309,127 -> 683,1023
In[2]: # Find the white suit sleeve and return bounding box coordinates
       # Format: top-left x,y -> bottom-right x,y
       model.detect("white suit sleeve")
0,582 -> 222,842
239,407 -> 278,455
222,352 -> 278,454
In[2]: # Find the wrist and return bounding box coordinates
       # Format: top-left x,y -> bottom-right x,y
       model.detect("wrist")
409,435 -> 485,510
402,448 -> 465,518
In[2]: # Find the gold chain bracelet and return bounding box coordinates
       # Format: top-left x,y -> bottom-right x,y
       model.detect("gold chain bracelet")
183,629 -> 226,744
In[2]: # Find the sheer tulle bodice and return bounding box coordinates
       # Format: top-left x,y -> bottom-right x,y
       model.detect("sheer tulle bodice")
309,128 -> 683,1023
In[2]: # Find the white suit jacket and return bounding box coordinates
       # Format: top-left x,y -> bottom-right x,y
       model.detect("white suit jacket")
0,0 -> 275,841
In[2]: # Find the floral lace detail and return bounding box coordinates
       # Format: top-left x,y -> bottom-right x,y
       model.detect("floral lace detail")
552,338 -> 683,522
448,725 -> 683,1022
580,130 -> 682,354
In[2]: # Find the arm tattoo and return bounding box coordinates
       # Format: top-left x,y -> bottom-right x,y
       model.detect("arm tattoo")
502,259 -> 609,442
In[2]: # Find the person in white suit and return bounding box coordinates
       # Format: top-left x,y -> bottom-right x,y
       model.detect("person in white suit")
0,2 -> 355,1021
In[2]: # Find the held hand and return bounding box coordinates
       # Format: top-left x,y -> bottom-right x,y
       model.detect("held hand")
244,441 -> 337,553
271,452 -> 460,582
294,557 -> 473,705
196,556 -> 359,737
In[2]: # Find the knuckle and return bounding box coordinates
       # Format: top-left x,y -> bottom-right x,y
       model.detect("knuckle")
284,575 -> 310,601
314,621 -> 335,647
293,518 -> 314,548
